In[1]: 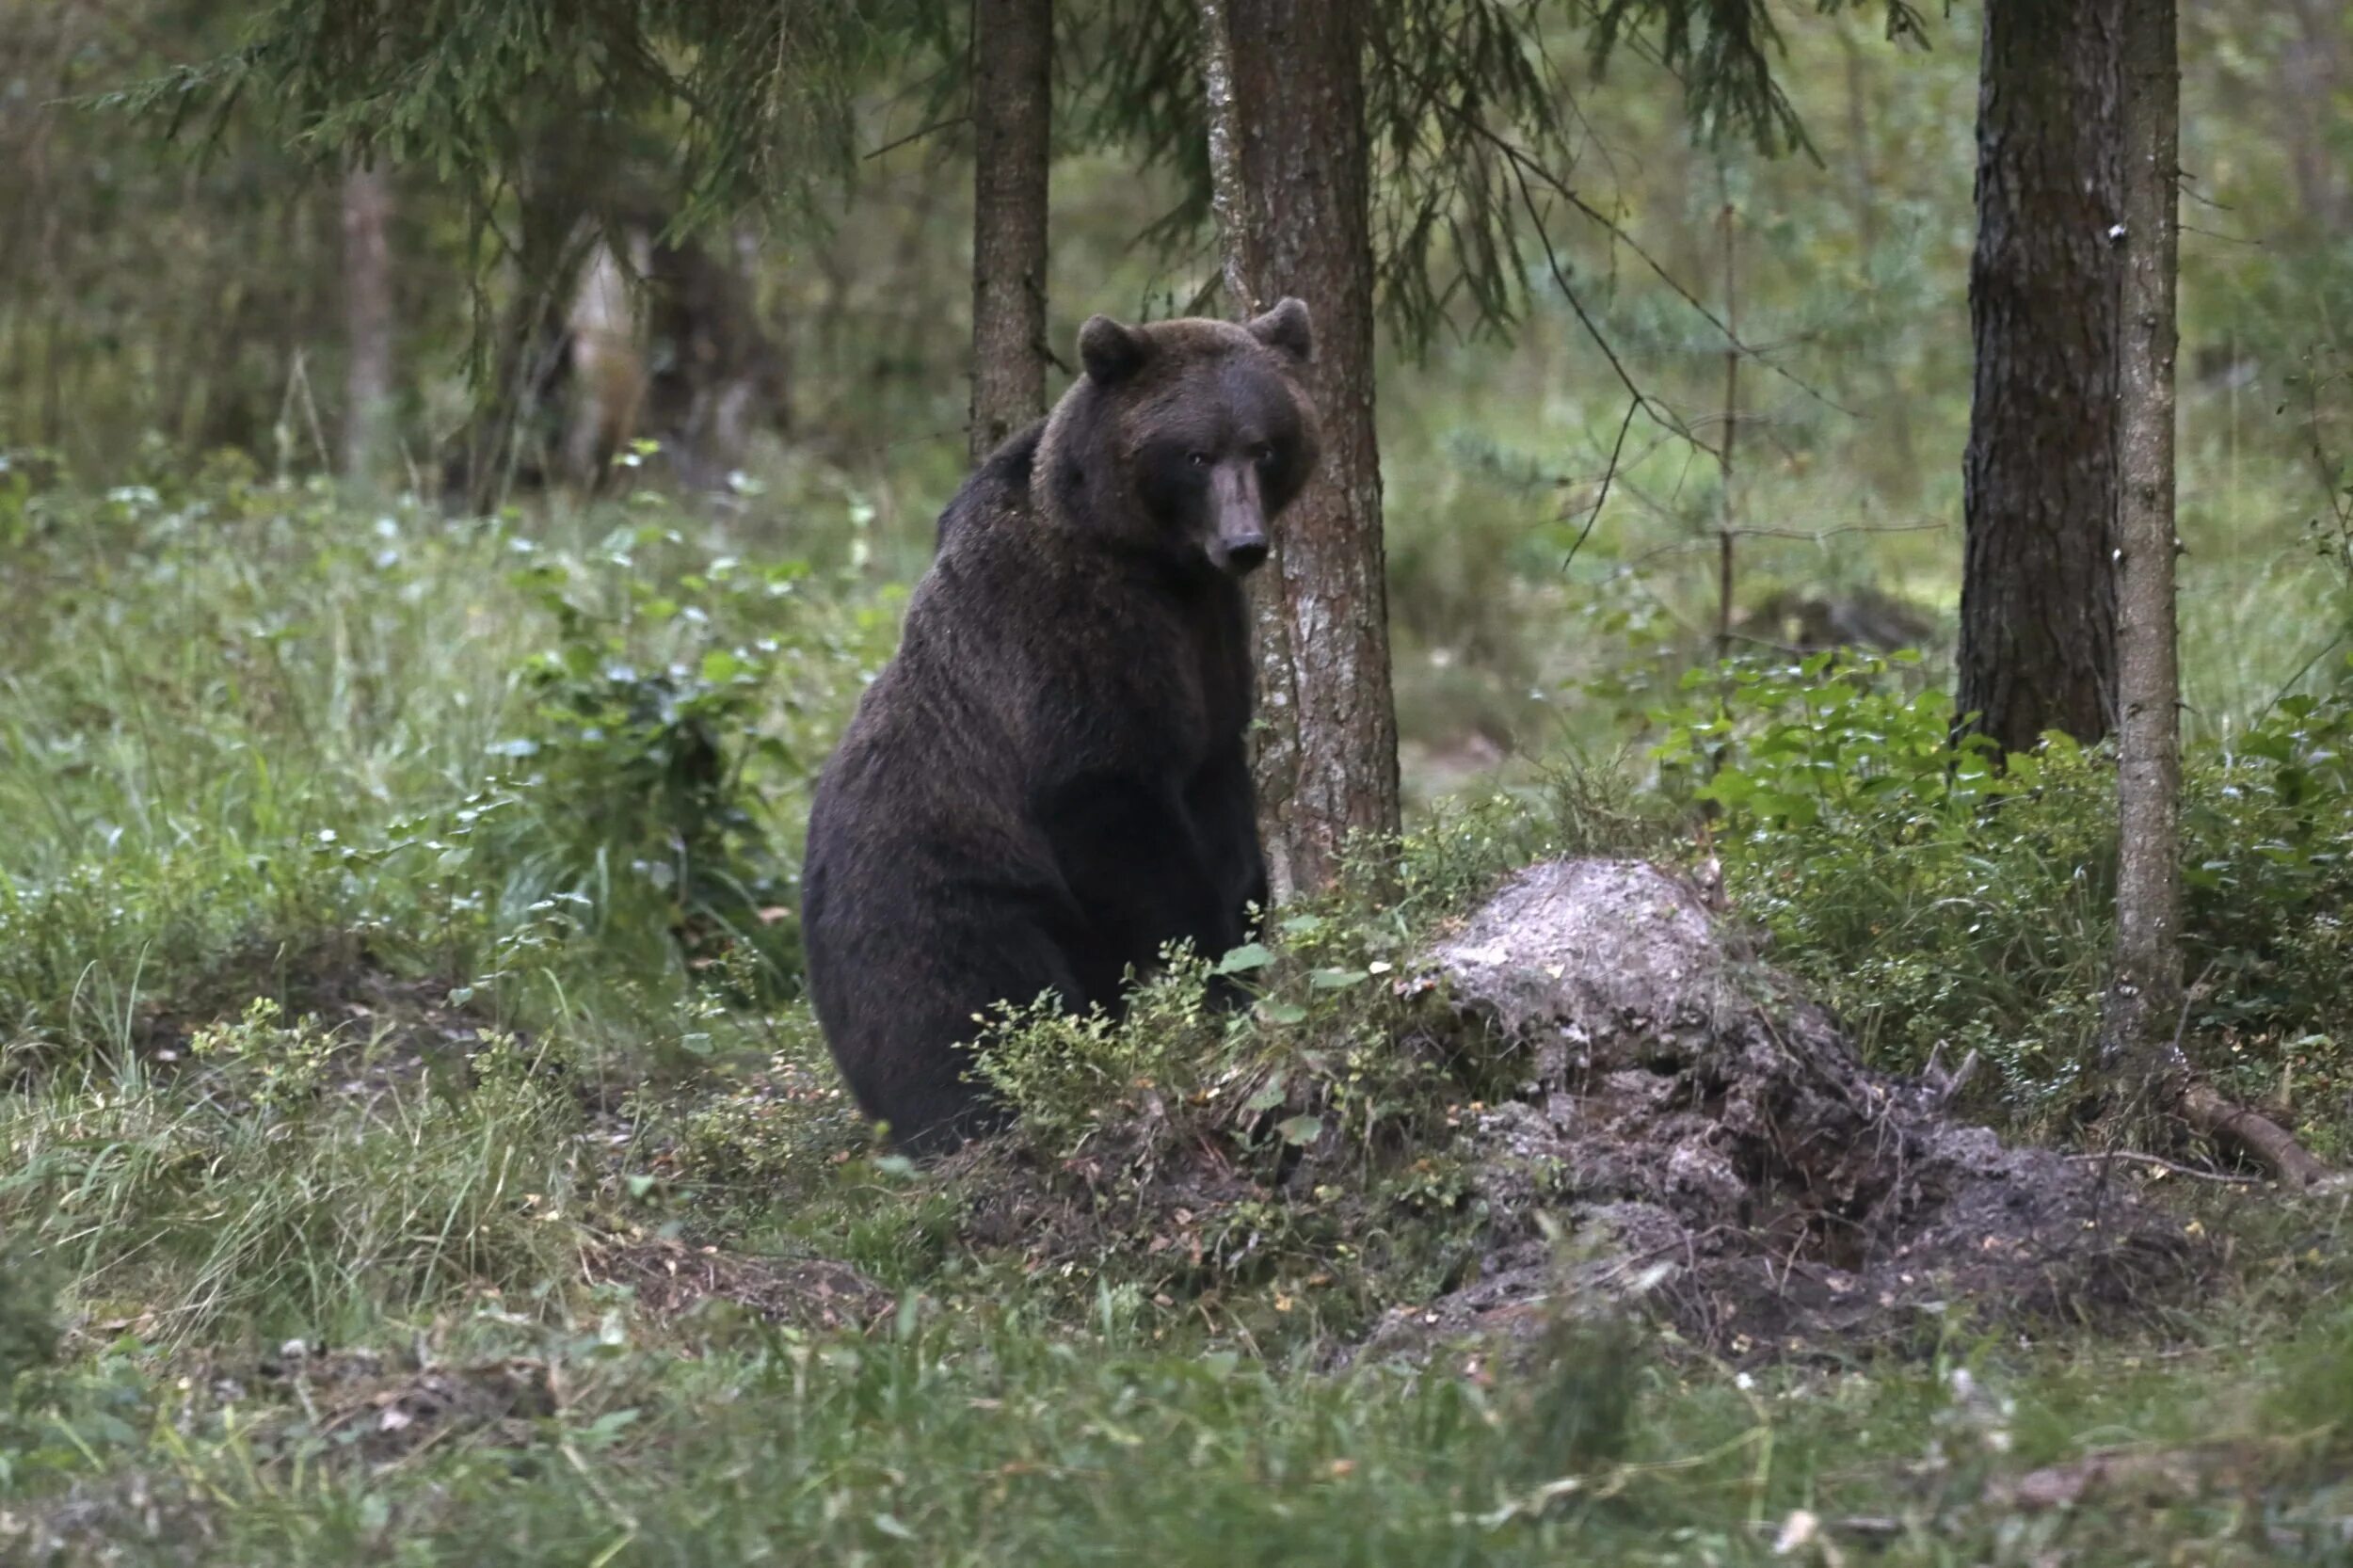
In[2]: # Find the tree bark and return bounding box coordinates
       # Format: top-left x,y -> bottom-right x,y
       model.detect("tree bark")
2105,0 -> 2184,1072
2102,1 -> 2338,1192
340,158 -> 394,485
968,0 -> 1053,462
434,122 -> 626,512
1954,0 -> 2124,757
1194,0 -> 1401,901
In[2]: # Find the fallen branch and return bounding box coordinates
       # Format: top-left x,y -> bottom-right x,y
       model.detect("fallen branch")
2131,975 -> 2342,1192
2064,1149 -> 2257,1185
2176,1080 -> 2342,1192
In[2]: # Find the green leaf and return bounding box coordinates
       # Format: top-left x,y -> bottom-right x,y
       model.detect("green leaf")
1245,1074 -> 1289,1112
1698,771 -> 1753,807
1276,1114 -> 1323,1146
583,1408 -> 642,1446
1213,942 -> 1273,975
1309,968 -> 1369,989
699,648 -> 753,683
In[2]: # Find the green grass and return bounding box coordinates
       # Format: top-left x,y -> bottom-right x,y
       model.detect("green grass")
8,1249 -> 2353,1565
11,0 -> 2353,1551
3,1020 -> 588,1344
0,460 -> 902,1060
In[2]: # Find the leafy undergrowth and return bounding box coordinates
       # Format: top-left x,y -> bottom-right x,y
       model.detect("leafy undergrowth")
1657,651 -> 2353,1153
0,463 -> 896,1074
7,475 -> 2353,1562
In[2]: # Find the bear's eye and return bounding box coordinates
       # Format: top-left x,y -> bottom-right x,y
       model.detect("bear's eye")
1252,443 -> 1276,467
1187,451 -> 1210,469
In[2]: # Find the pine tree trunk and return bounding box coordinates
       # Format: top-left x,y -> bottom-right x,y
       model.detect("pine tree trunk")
341,159 -> 394,485
968,0 -> 1053,462
1955,0 -> 2124,756
1194,0 -> 1400,900
2105,0 -> 2183,1073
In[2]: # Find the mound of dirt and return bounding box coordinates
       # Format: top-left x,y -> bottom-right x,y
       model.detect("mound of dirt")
946,857 -> 2198,1364
1357,859 -> 2197,1360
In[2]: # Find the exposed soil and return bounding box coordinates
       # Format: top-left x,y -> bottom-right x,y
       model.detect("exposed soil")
124,939 -> 493,1085
14,1240 -> 888,1557
957,858 -> 2201,1364
267,1348 -> 560,1465
0,1345 -> 559,1557
119,946 -> 654,1128
0,1467 -> 218,1566
584,1236 -> 893,1331
1366,859 -> 2200,1360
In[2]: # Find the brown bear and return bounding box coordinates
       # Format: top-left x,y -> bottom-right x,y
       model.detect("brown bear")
799,299 -> 1321,1154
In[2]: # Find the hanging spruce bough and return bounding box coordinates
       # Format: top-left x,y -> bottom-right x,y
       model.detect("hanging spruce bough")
1583,0 -> 1931,153
134,2 -> 917,230
1073,0 -> 1929,356
123,1 -> 951,506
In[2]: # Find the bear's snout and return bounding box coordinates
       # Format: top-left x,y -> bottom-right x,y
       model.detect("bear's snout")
1208,459 -> 1273,576
1220,535 -> 1270,575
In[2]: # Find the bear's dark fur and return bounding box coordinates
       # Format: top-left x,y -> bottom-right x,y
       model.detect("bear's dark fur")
800,299 -> 1321,1154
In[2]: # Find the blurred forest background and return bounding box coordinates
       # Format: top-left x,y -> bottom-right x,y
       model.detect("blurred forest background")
9,0 -> 2346,787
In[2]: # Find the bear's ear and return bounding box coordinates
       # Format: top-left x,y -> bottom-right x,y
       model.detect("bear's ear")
1246,297 -> 1313,365
1079,314 -> 1153,385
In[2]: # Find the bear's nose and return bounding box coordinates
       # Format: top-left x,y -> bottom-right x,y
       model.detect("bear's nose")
1225,537 -> 1270,574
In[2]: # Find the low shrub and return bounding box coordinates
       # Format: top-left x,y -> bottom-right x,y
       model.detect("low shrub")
1653,650 -> 2353,1143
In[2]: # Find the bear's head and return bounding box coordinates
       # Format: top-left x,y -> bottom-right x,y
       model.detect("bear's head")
1040,298 -> 1321,580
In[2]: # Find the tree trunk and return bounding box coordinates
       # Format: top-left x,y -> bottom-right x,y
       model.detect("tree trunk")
1954,0 -> 2124,756
2100,2 -> 2337,1191
968,0 -> 1053,462
340,158 -> 395,485
452,181 -> 581,514
2105,0 -> 2183,1072
1194,0 -> 1401,901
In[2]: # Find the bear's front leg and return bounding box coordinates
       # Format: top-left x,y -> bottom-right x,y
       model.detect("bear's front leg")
1036,769 -> 1249,1000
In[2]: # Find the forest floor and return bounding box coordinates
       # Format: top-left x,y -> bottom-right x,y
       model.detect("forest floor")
6,856 -> 2350,1567
3,475 -> 2352,1565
